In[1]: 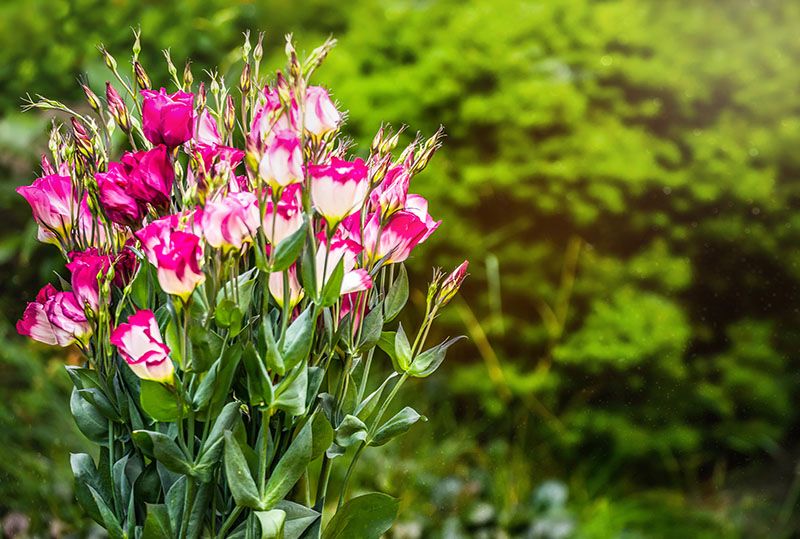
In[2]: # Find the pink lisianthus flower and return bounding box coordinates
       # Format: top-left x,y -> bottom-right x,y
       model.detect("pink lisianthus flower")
250,87 -> 297,146
111,309 -> 173,383
309,157 -> 370,226
262,184 -> 304,245
194,109 -> 221,146
136,216 -> 205,300
17,174 -> 78,245
201,191 -> 260,251
121,145 -> 175,211
268,264 -> 304,309
315,237 -> 372,296
370,166 -> 410,218
141,88 -> 195,147
303,86 -> 340,136
66,249 -> 112,313
340,292 -> 368,335
96,163 -> 146,226
16,285 -> 91,347
257,130 -> 303,191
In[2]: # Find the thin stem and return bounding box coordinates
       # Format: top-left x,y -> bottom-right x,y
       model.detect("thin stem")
217,506 -> 243,539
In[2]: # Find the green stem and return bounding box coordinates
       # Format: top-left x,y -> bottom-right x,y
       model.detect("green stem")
180,478 -> 197,539
337,443 -> 365,509
217,506 -> 243,539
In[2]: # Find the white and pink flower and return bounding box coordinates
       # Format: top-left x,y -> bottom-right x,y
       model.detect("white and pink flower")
136,216 -> 205,300
16,285 -> 91,347
315,237 -> 372,296
269,264 -> 304,309
258,130 -> 303,190
201,191 -> 260,251
303,86 -> 340,136
262,185 -> 304,245
309,157 -> 369,225
17,174 -> 78,245
111,309 -> 173,383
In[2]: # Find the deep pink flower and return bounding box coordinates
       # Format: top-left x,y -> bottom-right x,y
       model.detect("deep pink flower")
121,145 -> 175,210
262,184 -> 303,245
96,163 -> 145,226
111,310 -> 173,383
141,88 -> 195,147
17,174 -> 77,244
66,249 -> 112,313
136,216 -> 205,300
310,157 -> 370,224
17,285 -> 91,347
201,191 -> 260,250
258,130 -> 303,190
304,86 -> 340,136
194,109 -> 221,146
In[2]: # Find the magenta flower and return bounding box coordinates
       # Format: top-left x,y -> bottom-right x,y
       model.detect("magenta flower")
194,109 -> 221,146
96,163 -> 146,226
269,264 -> 304,309
258,130 -> 303,190
310,157 -> 370,225
141,88 -> 195,147
111,310 -> 173,383
262,184 -> 303,245
201,191 -> 260,251
304,86 -> 340,136
136,216 -> 205,300
17,174 -> 77,245
121,145 -> 175,210
370,166 -> 410,218
17,285 -> 91,347
66,249 -> 112,313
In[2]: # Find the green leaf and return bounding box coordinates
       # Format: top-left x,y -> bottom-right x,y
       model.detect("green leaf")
243,342 -> 273,407
165,319 -> 184,366
300,248 -> 317,301
88,485 -> 124,539
355,373 -> 399,422
322,492 -> 398,539
275,501 -> 320,539
273,363 -> 308,417
130,263 -> 151,309
256,509 -> 286,539
77,387 -> 120,421
70,387 -> 108,444
271,218 -> 307,271
224,431 -> 263,509
358,306 -> 383,351
215,298 -> 242,331
262,417 -> 314,509
407,336 -> 465,378
319,258 -> 344,307
311,411 -> 334,461
383,265 -> 408,322
370,407 -> 426,446
132,430 -> 192,475
334,415 -> 367,448
140,380 -> 181,422
205,344 -> 243,416
394,324 -> 412,372
194,402 -> 241,482
263,316 -> 285,375
142,503 -> 172,539
189,326 -> 223,373
281,306 -> 314,371
71,453 -> 104,524
377,331 -> 397,367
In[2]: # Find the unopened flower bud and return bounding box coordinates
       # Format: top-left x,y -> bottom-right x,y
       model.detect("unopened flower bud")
197,82 -> 207,110
81,84 -> 102,113
240,63 -> 252,95
71,118 -> 94,160
437,261 -> 469,307
275,71 -> 291,107
183,61 -> 193,90
106,83 -> 130,133
99,45 -> 117,71
253,32 -> 265,64
242,30 -> 252,62
132,28 -> 142,60
134,61 -> 151,91
371,126 -> 386,155
224,95 -> 235,133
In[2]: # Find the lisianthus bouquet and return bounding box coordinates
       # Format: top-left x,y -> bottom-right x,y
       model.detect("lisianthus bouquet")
15,32 -> 467,539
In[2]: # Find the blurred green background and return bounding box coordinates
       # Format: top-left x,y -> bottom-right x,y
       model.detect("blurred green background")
1,0 -> 799,537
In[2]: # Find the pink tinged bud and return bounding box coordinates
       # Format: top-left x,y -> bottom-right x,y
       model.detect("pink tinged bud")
194,110 -> 221,146
201,191 -> 260,250
304,86 -> 340,136
66,249 -> 112,313
111,310 -> 173,383
95,163 -> 146,226
371,167 -> 410,217
136,219 -> 205,300
309,157 -> 370,224
258,130 -> 303,190
262,185 -> 303,245
141,88 -> 195,147
315,238 -> 372,296
106,82 -> 130,132
268,265 -> 304,308
17,174 -> 77,245
439,260 -> 469,305
340,292 -> 367,334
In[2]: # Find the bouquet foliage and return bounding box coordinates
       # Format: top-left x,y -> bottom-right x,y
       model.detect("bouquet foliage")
16,32 -> 467,538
